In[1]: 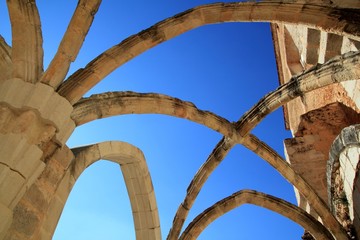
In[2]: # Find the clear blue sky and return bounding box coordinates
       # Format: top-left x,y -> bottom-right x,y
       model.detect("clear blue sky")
1,1 -> 304,239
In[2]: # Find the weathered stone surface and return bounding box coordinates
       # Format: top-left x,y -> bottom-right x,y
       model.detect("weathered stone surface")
0,203 -> 12,240
273,6 -> 360,238
326,125 -> 360,239
35,141 -> 162,240
285,134 -> 329,202
10,204 -> 40,238
1,1 -> 360,240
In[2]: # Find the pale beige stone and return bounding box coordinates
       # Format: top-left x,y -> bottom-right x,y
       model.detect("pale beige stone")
0,169 -> 25,207
0,203 -> 12,240
1,1 -> 360,240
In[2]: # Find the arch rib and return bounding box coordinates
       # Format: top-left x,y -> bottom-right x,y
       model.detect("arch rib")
46,141 -> 161,240
179,190 -> 335,240
40,0 -> 102,88
72,92 -> 236,138
58,2 -> 360,104
72,51 -> 360,240
7,0 -> 43,82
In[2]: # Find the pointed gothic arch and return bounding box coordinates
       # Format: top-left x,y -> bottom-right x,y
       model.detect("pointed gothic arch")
179,190 -> 334,240
40,141 -> 161,240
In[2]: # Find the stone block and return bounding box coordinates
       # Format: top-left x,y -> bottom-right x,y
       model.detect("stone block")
0,79 -> 74,147
341,80 -> 360,108
133,175 -> 153,195
39,228 -> 51,240
306,28 -> 321,65
13,146 -> 43,179
146,209 -> 159,227
135,229 -> 149,240
340,150 -> 348,167
0,164 -> 10,184
44,91 -> 73,129
0,169 -> 25,207
344,159 -> 356,187
324,33 -> 343,62
346,146 -> 360,170
40,160 -> 65,193
148,190 -> 158,212
0,133 -> 43,187
55,171 -> 75,204
53,146 -> 74,170
284,134 -> 328,202
22,184 -> 47,213
122,163 -> 142,180
97,141 -> 114,160
199,5 -> 222,23
10,161 -> 45,208
41,195 -> 65,238
142,174 -> 154,194
133,211 -> 147,230
133,194 -> 146,213
25,82 -> 53,113
135,194 -> 152,212
341,125 -> 359,146
57,120 -> 76,145
0,133 -> 28,167
0,79 -> 32,108
169,8 -> 202,33
132,177 -> 147,195
24,162 -> 46,192
11,204 -> 40,237
0,202 -> 12,239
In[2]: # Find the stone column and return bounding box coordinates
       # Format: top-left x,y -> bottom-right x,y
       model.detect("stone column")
0,79 -> 74,238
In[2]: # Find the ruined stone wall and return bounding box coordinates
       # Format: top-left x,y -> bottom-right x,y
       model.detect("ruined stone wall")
0,80 -> 74,239
272,19 -> 360,238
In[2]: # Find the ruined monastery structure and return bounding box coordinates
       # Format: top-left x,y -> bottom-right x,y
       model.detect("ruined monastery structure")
1,0 -> 360,239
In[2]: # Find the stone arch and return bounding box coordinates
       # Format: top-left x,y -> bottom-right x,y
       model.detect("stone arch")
72,92 -> 236,137
40,141 -> 161,240
179,190 -> 334,240
6,0 -> 43,83
71,51 -> 360,240
57,2 -> 360,104
2,1 -> 360,239
328,125 -> 360,213
327,124 -> 360,237
72,91 -> 340,239
40,0 -> 101,88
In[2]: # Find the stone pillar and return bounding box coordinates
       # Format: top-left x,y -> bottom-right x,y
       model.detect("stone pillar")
0,78 -> 74,238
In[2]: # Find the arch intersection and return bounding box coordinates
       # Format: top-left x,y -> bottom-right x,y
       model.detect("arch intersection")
1,1 -> 360,240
